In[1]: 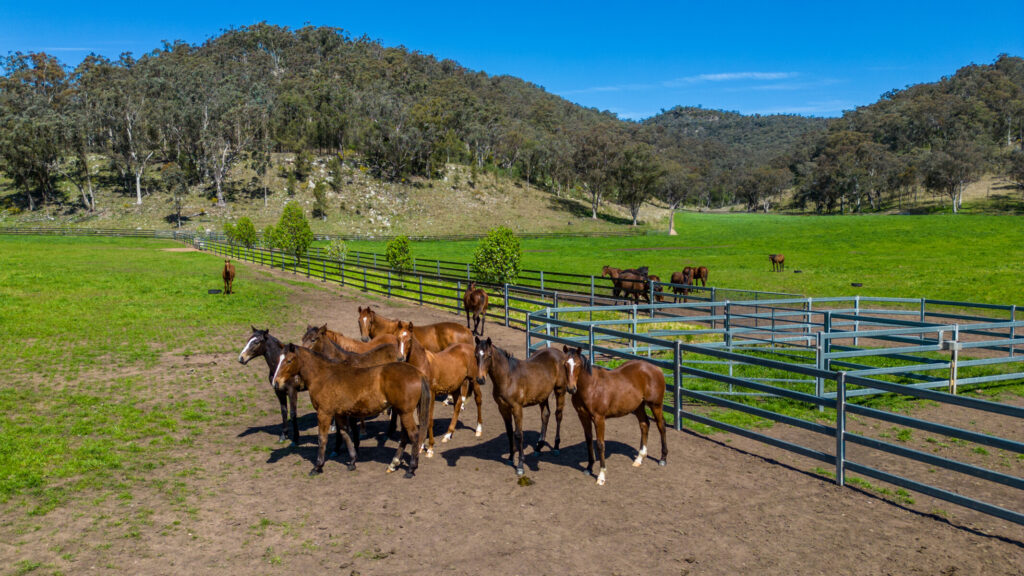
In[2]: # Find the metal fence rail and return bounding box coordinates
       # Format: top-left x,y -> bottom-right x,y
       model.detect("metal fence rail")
526,304 -> 1024,527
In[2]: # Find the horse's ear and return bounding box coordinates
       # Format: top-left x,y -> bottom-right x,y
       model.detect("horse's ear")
287,342 -> 296,352
319,323 -> 327,331
252,325 -> 258,331
562,345 -> 569,353
407,322 -> 414,330
486,337 -> 492,346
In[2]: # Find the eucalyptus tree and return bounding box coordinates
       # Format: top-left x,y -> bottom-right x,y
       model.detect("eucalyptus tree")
615,143 -> 662,226
922,141 -> 984,213
573,126 -> 623,219
60,54 -> 113,211
105,53 -> 161,205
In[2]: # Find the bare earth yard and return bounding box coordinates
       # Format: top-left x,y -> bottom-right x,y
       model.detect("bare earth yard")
2,261 -> 1022,576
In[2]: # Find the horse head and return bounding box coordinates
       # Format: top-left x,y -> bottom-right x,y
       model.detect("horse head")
474,336 -> 493,385
395,321 -> 414,362
357,306 -> 374,342
301,324 -> 327,347
238,326 -> 269,364
562,345 -> 586,395
272,343 -> 302,391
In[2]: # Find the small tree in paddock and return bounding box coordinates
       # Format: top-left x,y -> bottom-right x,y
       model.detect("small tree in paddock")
472,226 -> 521,284
385,235 -> 413,272
273,202 -> 314,261
233,217 -> 258,248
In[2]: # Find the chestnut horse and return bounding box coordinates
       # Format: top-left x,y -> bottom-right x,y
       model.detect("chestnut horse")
238,327 -> 304,445
769,254 -> 785,272
692,266 -> 708,287
222,259 -> 235,294
398,324 -> 481,457
647,274 -> 664,303
303,324 -> 400,356
563,346 -> 667,485
670,270 -> 689,303
357,306 -> 472,353
302,325 -> 402,365
617,271 -> 649,304
272,344 -> 431,477
463,282 -> 489,336
601,266 -> 624,298
474,337 -> 568,476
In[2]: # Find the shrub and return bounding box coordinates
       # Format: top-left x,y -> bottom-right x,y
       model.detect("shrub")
233,217 -> 258,248
260,225 -> 277,249
325,238 -> 348,262
271,202 -> 313,260
312,180 -> 328,220
385,235 -> 413,272
223,221 -> 236,244
472,226 -> 521,284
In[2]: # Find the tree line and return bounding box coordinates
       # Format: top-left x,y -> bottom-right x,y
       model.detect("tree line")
1,23 -> 1022,222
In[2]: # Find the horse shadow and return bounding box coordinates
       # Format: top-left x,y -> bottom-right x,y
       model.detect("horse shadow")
259,415 -> 415,468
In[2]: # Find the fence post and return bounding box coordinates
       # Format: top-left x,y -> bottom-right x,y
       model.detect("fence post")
540,270 -> 545,291
526,312 -> 533,352
504,283 -> 510,327
835,372 -> 847,486
920,298 -> 926,323
467,263 -> 471,280
590,276 -> 595,307
854,295 -> 860,347
305,255 -> 310,278
1011,305 -> 1016,357
589,324 -> 595,364
419,275 -> 423,305
388,270 -> 392,298
363,267 -> 367,291
947,326 -> 960,395
674,340 -> 683,431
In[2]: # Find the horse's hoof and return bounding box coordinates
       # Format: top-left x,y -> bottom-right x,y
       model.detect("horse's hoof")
403,470 -> 415,479
277,436 -> 287,444
475,425 -> 483,437
658,459 -> 666,467
347,464 -> 357,471
386,466 -> 396,474
515,467 -> 525,477
309,468 -> 322,476
441,433 -> 452,443
633,456 -> 644,467
583,469 -> 593,477
329,425 -> 337,433
426,449 -> 434,458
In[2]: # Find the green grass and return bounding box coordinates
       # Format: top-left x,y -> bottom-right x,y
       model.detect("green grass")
0,236 -> 290,515
344,212 -> 1024,305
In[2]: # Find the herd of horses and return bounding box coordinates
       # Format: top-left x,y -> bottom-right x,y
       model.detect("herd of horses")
237,300 -> 667,485
601,264 -> 708,304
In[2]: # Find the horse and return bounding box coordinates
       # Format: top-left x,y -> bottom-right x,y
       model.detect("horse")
562,346 -> 667,486
357,306 -> 472,353
647,274 -> 664,303
272,343 -> 431,477
397,324 -> 482,457
474,337 -> 568,476
237,327 -> 305,445
617,270 -> 649,304
692,266 -> 709,287
769,254 -> 785,272
463,282 -> 489,336
222,259 -> 235,295
670,270 -> 688,303
601,266 -> 623,299
301,324 -> 401,359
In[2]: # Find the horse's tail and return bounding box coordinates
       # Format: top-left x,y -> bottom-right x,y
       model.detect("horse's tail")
417,375 -> 431,448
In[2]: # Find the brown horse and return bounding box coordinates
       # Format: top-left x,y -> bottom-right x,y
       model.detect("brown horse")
562,346 -> 667,485
463,282 -> 489,336
670,270 -> 688,303
692,266 -> 709,287
474,337 -> 568,476
601,266 -> 624,299
238,327 -> 305,445
647,274 -> 664,303
769,254 -> 785,272
398,324 -> 482,457
302,325 -> 402,365
357,306 -> 472,353
272,344 -> 431,477
222,259 -> 235,294
617,271 -> 649,304
302,324 -> 401,359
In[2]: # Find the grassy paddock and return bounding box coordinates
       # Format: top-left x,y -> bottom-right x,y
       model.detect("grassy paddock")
342,213 -> 1024,305
0,236 -> 290,515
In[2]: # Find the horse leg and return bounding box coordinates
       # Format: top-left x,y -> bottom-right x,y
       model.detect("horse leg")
479,312 -> 485,336
347,417 -> 361,468
387,413 -> 410,475
288,386 -> 300,447
535,397 -> 551,453
649,402 -> 668,466
443,381 -> 465,443
471,378 -> 483,437
310,411 -> 332,476
398,411 -> 420,478
274,388 -> 289,444
631,405 -> 651,467
423,391 -> 437,457
576,407 -> 595,477
465,306 -> 472,330
512,403 -> 525,476
383,408 -> 399,445
594,415 -> 608,485
498,404 -> 515,465
552,391 -> 566,455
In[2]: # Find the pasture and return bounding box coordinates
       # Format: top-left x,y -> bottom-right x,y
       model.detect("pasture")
1,235 -> 1023,575
344,213 -> 1024,305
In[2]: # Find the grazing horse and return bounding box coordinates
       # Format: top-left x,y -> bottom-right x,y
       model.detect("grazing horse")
563,346 -> 667,486
398,325 -> 481,457
302,324 -> 401,358
357,306 -> 472,352
272,344 -> 431,477
769,254 -> 785,272
463,282 -> 489,336
238,327 -> 305,445
474,337 -> 568,476
692,266 -> 708,287
222,259 -> 235,294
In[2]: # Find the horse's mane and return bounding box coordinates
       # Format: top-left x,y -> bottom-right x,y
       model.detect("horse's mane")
496,345 -> 519,371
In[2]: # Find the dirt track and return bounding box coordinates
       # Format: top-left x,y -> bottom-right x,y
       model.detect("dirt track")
5,261 -> 1022,575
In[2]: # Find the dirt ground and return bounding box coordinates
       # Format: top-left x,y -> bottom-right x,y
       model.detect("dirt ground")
4,260 -> 1023,576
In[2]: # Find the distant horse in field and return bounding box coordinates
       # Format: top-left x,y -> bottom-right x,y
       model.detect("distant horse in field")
769,254 -> 785,272
601,266 -> 624,298
670,270 -> 689,303
222,259 -> 235,294
563,346 -> 667,486
398,325 -> 481,457
692,266 -> 708,287
647,274 -> 664,303
617,270 -> 650,304
272,343 -> 431,477
238,327 -> 305,445
357,306 -> 472,352
464,282 -> 489,336
475,337 -> 569,476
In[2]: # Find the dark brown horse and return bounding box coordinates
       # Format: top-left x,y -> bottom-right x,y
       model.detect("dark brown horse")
398,324 -> 481,457
222,259 -> 235,294
647,274 -> 664,303
302,324 -> 402,365
463,282 -> 489,336
562,346 -> 667,485
272,344 -> 431,477
769,254 -> 785,272
670,270 -> 688,303
601,266 -> 624,298
692,266 -> 708,287
474,337 -> 568,476
238,327 -> 305,445
617,271 -> 649,304
303,324 -> 400,356
357,306 -> 472,353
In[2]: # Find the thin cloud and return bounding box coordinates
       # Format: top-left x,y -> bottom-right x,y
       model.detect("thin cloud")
562,71 -> 798,95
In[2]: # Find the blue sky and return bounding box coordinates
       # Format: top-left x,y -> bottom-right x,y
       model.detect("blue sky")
2,1 -> 1022,120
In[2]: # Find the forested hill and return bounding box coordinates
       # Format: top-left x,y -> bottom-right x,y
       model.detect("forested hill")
643,107 -> 828,166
